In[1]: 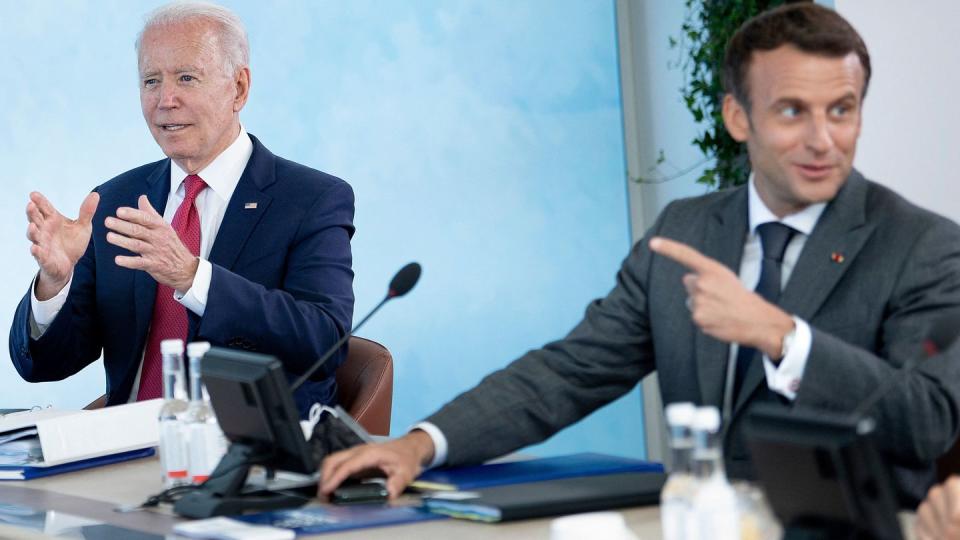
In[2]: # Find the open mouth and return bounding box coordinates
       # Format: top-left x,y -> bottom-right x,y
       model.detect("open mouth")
159,124 -> 189,132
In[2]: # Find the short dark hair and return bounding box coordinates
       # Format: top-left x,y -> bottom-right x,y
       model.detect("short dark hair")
723,3 -> 871,111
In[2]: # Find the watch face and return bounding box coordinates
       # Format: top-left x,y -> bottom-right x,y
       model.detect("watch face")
780,325 -> 798,360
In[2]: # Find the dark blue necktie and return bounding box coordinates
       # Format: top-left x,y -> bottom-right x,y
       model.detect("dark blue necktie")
732,222 -> 797,403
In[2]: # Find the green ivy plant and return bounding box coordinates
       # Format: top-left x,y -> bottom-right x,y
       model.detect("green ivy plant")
644,0 -> 792,189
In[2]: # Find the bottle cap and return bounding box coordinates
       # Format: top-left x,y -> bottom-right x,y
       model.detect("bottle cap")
187,341 -> 211,358
693,406 -> 721,432
160,339 -> 184,355
665,402 -> 696,427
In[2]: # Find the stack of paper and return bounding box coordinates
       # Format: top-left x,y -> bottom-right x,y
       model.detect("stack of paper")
0,400 -> 163,480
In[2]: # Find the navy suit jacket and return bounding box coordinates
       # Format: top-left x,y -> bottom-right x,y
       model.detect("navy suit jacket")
9,134 -> 355,416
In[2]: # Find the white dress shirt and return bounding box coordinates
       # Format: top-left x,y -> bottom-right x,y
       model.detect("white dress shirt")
417,175 -> 827,468
738,176 -> 825,402
29,125 -> 253,400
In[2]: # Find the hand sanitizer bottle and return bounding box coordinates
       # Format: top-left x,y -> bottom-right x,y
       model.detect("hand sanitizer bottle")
185,341 -> 228,484
660,402 -> 697,540
690,406 -> 740,540
158,339 -> 189,488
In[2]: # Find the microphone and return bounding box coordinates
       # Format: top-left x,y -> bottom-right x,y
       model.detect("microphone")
850,310 -> 960,419
290,262 -> 422,393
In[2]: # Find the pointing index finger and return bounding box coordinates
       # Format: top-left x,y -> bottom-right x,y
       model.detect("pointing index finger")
649,236 -> 719,274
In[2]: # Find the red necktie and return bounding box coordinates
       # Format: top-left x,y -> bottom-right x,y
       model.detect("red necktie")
137,175 -> 207,401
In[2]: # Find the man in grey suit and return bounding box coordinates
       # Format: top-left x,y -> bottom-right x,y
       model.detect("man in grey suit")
321,4 -> 960,506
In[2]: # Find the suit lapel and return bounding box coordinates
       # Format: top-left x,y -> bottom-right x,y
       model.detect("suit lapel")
779,172 -> 873,321
696,188 -> 749,410
133,161 -> 173,348
732,171 -> 875,416
208,134 -> 275,271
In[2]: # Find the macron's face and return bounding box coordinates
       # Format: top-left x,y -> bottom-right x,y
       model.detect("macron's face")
138,21 -> 242,174
724,45 -> 865,217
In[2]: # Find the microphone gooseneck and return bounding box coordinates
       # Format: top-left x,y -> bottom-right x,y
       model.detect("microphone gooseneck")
290,262 -> 422,393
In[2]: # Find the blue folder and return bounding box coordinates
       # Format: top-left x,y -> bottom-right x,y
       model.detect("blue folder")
414,452 -> 664,490
233,453 -> 663,534
0,447 -> 155,480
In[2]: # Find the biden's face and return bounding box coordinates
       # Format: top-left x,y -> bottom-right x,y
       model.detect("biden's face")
724,45 -> 865,217
138,20 -> 248,174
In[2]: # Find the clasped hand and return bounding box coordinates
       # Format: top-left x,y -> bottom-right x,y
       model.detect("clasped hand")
105,195 -> 198,293
649,236 -> 794,360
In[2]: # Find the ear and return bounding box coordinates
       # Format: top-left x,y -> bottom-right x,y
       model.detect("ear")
233,67 -> 251,112
722,94 -> 750,143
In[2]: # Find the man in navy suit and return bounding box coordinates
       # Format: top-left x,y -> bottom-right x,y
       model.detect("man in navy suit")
9,2 -> 354,415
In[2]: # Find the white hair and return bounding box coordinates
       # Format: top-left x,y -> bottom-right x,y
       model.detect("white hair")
135,1 -> 249,76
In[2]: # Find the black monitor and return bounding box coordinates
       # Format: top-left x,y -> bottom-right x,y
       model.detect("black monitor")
173,347 -> 315,518
200,347 -> 314,474
745,405 -> 903,540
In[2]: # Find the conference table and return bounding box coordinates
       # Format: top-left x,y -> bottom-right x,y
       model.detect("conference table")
0,454 -> 666,539
0,454 -> 920,539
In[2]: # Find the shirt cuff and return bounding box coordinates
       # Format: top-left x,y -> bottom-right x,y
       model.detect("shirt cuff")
174,258 -> 210,316
29,272 -> 73,338
762,316 -> 812,401
412,421 -> 448,469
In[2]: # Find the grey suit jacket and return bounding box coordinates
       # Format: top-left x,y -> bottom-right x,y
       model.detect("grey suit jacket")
427,170 -> 960,505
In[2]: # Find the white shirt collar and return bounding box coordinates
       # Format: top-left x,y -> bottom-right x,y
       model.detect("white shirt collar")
169,124 -> 253,199
747,173 -> 826,236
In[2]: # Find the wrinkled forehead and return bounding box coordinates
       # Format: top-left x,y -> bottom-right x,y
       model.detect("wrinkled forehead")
138,20 -> 224,75
747,47 -> 866,106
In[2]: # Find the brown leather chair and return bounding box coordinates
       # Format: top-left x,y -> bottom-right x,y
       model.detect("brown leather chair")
937,437 -> 960,482
84,393 -> 107,410
83,336 -> 395,435
336,337 -> 394,436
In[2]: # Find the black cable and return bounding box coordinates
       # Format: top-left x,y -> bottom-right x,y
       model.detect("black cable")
122,450 -> 275,511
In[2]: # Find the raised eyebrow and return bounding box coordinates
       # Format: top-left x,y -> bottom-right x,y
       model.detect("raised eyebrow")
770,97 -> 805,109
830,92 -> 859,107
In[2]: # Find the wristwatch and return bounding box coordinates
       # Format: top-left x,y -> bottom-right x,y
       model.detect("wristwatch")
779,323 -> 797,362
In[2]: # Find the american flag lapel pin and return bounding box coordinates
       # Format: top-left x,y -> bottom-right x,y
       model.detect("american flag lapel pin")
244,202 -> 258,209
831,252 -> 844,264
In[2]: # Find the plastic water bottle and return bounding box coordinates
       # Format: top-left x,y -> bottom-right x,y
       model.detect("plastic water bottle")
185,341 -> 228,484
659,402 -> 697,540
158,339 -> 189,488
690,406 -> 740,540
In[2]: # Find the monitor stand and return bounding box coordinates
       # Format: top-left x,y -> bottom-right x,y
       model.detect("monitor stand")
173,443 -> 311,518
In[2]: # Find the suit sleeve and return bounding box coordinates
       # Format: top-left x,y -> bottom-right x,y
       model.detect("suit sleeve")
797,218 -> 960,466
425,210 -> 670,466
197,181 -> 355,379
9,230 -> 104,382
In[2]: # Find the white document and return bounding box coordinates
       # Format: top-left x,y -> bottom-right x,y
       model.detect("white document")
0,399 -> 163,467
174,517 -> 295,540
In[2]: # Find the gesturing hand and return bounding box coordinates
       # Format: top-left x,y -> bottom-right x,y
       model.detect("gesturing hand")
26,191 -> 100,300
105,195 -> 199,293
649,236 -> 794,359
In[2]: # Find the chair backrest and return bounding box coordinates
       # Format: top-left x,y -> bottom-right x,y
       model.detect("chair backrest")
84,337 -> 396,435
336,337 -> 394,436
937,437 -> 960,482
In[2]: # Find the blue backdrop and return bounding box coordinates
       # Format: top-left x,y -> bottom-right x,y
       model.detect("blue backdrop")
0,1 -> 644,459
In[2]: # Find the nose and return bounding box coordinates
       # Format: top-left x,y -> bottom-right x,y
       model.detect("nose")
804,113 -> 832,155
157,79 -> 179,110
